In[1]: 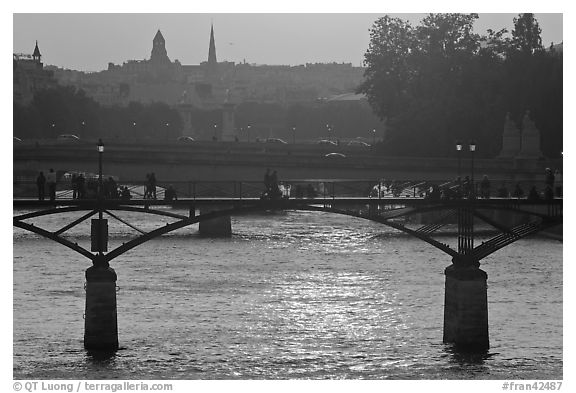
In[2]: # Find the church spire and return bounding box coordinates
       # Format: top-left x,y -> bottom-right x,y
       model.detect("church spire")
150,29 -> 170,64
32,40 -> 41,62
208,23 -> 217,64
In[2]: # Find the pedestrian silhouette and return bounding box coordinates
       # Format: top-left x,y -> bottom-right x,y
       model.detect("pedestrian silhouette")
36,171 -> 46,201
480,175 -> 491,199
121,186 -> 131,201
71,173 -> 78,199
512,183 -> 525,199
270,170 -> 281,198
554,169 -> 562,197
497,183 -> 508,198
46,168 -> 57,201
528,186 -> 541,201
306,184 -> 317,198
150,173 -> 157,199
264,168 -> 271,193
544,168 -> 555,201
77,174 -> 85,199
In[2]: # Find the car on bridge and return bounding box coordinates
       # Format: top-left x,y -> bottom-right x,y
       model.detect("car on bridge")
317,139 -> 337,146
177,136 -> 195,142
266,138 -> 288,144
348,140 -> 371,147
57,134 -> 80,142
324,152 -> 346,159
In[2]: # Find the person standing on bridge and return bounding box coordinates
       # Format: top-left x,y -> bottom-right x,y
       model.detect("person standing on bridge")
264,168 -> 272,194
512,183 -> 525,199
121,186 -> 131,201
77,173 -> 86,199
270,170 -> 281,198
71,173 -> 78,199
480,175 -> 491,199
497,183 -> 509,198
144,174 -> 151,199
36,171 -> 46,201
150,173 -> 157,199
46,168 -> 57,201
554,169 -> 562,197
544,168 -> 555,201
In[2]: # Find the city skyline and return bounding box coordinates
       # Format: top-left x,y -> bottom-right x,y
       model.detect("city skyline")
13,13 -> 563,72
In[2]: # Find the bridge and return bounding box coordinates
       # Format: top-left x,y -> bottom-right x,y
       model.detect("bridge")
13,179 -> 562,353
13,138 -> 561,182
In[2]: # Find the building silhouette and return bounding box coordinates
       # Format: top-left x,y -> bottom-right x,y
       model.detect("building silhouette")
15,26 -> 373,141
13,41 -> 58,105
45,25 -> 363,107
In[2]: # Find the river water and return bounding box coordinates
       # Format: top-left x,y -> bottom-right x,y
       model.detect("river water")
13,209 -> 562,379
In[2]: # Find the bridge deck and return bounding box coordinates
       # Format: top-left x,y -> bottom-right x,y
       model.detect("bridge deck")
13,195 -> 562,265
13,197 -> 561,209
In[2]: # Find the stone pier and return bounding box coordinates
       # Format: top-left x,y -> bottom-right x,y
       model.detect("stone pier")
198,207 -> 232,237
84,261 -> 118,351
443,260 -> 489,351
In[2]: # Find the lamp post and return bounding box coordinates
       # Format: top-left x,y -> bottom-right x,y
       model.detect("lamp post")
97,138 -> 105,255
213,124 -> 218,141
456,140 -> 462,177
326,124 -> 331,142
165,122 -> 170,140
372,129 -> 376,145
469,141 -> 476,197
247,124 -> 251,142
455,141 -> 463,196
292,126 -> 296,144
97,139 -> 104,199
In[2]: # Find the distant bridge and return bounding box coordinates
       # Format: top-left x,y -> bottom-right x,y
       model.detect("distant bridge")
13,139 -> 561,182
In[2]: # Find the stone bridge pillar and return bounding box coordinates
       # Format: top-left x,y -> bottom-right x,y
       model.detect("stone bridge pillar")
443,258 -> 489,351
198,206 -> 232,237
84,258 -> 118,351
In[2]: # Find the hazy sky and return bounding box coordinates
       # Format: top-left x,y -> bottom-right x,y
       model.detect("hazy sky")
13,13 -> 563,72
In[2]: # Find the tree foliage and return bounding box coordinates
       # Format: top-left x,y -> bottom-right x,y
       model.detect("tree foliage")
511,13 -> 543,54
359,13 -> 562,157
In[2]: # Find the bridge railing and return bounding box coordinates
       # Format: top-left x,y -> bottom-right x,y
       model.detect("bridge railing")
13,177 -> 562,201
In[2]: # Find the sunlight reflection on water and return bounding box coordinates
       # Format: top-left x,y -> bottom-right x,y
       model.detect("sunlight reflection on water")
13,210 -> 562,379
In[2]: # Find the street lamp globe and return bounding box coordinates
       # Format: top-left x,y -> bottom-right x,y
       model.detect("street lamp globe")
469,141 -> 476,152
456,141 -> 462,151
97,139 -> 104,153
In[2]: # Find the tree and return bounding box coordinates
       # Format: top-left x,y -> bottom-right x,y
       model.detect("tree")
360,13 -> 497,156
502,13 -> 561,157
360,15 -> 416,122
359,13 -> 561,158
511,13 -> 543,55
